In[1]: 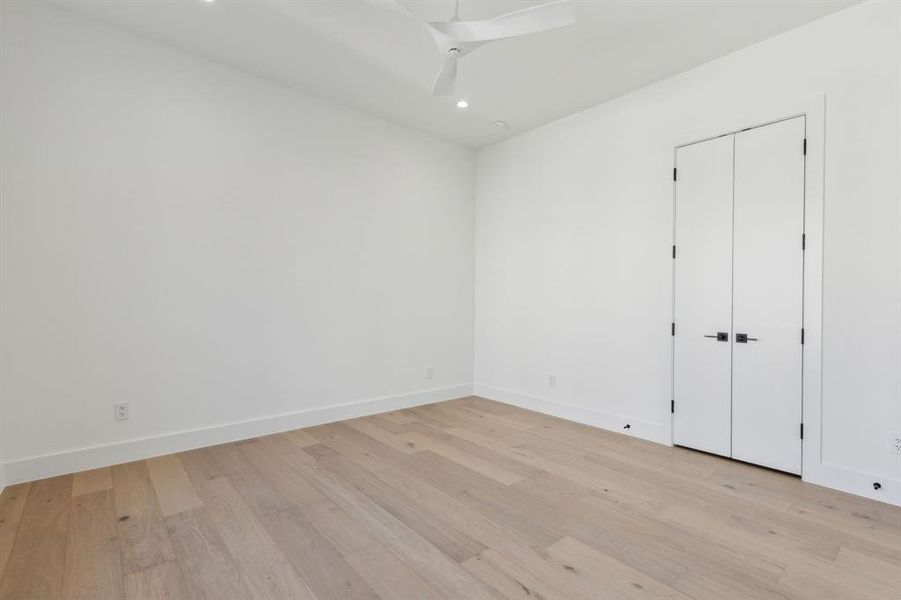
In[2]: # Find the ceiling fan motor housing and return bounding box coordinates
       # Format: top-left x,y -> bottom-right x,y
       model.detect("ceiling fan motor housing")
379,0 -> 576,95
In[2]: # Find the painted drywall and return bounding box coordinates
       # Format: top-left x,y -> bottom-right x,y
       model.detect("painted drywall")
0,1 -> 474,481
475,0 -> 901,504
0,0 -> 5,495
1,0 -> 898,508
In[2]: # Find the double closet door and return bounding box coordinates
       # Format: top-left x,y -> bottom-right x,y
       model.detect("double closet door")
673,116 -> 805,475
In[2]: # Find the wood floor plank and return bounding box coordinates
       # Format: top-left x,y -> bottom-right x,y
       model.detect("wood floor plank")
305,501 -> 380,557
124,561 -> 187,600
0,476 -> 72,600
72,467 -> 113,497
778,555 -> 898,600
165,508 -> 254,600
512,475 -> 795,599
345,418 -> 420,454
186,474 -> 317,599
788,491 -> 901,532
546,536 -> 692,599
345,544 -> 442,600
62,490 -> 125,600
359,413 -> 414,434
406,405 -> 470,430
380,410 -> 419,426
448,425 -> 666,514
177,447 -> 226,484
304,443 -> 486,563
462,554 -> 540,600
307,422 -> 404,474
210,441 -> 380,600
400,431 -> 525,485
458,482 -> 574,550
784,503 -> 901,566
146,454 -> 202,517
3,397 -> 900,599
432,402 -> 536,432
287,444 -> 501,600
655,503 -> 797,571
408,421 -> 542,479
657,500 -> 839,567
111,461 -> 176,574
0,483 -> 32,581
319,421 -> 411,462
285,428 -> 319,447
373,462 -> 537,554
482,546 -> 619,600
265,505 -> 381,600
831,547 -> 901,589
238,439 -> 328,508
521,473 -> 782,582
476,549 -> 573,600
400,449 -> 512,498
372,463 -> 621,596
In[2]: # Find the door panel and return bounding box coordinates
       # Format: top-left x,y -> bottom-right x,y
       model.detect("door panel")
673,135 -> 734,457
731,117 -> 805,474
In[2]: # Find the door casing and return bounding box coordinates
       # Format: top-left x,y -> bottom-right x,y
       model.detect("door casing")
669,96 -> 824,483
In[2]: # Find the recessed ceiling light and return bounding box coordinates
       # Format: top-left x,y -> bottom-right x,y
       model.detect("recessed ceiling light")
493,121 -> 506,128
204,0 -> 215,3
456,99 -> 469,109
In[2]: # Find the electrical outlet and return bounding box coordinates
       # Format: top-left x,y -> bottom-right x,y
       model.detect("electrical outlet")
548,375 -> 556,388
114,402 -> 130,421
890,432 -> 901,455
425,367 -> 434,380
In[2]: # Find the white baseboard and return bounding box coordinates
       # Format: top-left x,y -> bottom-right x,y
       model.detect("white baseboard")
8,381 -> 897,508
475,384 -> 901,508
804,461 -> 901,507
3,384 -> 474,485
474,384 -> 670,446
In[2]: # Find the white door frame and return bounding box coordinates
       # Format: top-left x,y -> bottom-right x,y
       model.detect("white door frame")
668,95 -> 824,482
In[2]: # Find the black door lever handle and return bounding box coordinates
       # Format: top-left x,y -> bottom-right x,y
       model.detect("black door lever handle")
704,332 -> 729,341
735,333 -> 758,343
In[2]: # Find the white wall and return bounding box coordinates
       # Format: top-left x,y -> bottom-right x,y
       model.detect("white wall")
475,0 -> 901,505
0,0 -> 5,495
0,1 -> 474,482
2,0 -> 899,507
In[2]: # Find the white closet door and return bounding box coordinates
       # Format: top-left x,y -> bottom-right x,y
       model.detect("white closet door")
673,135 -> 734,457
731,117 -> 805,474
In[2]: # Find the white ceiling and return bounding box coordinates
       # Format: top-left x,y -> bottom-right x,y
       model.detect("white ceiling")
50,0 -> 858,148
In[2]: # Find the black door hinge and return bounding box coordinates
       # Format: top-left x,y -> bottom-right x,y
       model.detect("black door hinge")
671,400 -> 675,414
671,322 -> 675,336
800,423 -> 804,440
672,245 -> 676,259
803,138 -> 807,155
673,167 -> 677,182
801,233 -> 806,250
801,328 -> 805,345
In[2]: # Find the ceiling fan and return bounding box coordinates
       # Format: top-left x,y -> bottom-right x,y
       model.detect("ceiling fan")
376,0 -> 576,96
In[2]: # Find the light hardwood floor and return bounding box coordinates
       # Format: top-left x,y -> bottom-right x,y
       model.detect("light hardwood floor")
0,397 -> 898,599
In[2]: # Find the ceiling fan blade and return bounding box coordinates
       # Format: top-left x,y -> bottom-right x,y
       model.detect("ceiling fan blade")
371,0 -> 450,48
369,0 -> 420,20
432,55 -> 458,96
429,0 -> 575,43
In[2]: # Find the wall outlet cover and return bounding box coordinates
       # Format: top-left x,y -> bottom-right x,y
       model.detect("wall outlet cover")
114,402 -> 130,421
891,432 -> 901,455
